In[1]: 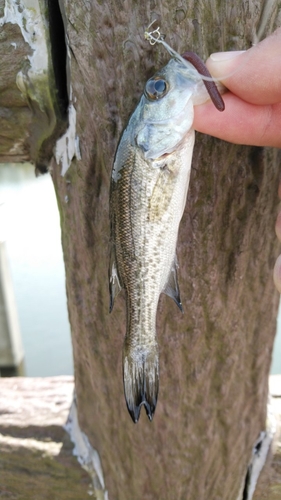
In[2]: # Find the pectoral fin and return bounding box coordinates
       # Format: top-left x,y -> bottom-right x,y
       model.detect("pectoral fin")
109,250 -> 122,313
163,257 -> 183,312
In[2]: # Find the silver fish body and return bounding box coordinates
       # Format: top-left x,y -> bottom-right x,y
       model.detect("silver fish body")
109,58 -> 210,423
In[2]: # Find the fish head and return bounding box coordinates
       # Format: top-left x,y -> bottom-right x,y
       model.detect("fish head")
136,58 -> 209,160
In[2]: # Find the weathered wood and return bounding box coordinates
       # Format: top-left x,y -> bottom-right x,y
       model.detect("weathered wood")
0,376 -> 280,499
0,376 -> 94,499
1,1 -> 281,499
0,0 -> 68,169
49,2 -> 281,499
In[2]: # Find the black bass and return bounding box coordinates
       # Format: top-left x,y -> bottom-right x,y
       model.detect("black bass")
109,56 -> 223,423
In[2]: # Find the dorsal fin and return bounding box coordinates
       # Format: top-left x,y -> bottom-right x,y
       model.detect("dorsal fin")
163,256 -> 183,312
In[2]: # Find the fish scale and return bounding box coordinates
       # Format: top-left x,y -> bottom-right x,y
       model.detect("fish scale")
109,57 -> 213,423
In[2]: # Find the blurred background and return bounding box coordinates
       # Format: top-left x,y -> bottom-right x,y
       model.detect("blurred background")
0,163 -> 73,376
0,162 -> 280,377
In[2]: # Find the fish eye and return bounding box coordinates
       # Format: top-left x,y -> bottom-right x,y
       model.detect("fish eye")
145,78 -> 168,100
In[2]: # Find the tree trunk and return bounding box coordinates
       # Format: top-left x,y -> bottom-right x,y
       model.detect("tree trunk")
50,2 -> 281,499
2,1 -> 281,499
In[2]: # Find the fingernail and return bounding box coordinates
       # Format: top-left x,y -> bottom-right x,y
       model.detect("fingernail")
210,50 -> 246,62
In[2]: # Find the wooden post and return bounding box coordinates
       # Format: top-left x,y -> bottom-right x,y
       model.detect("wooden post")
1,1 -> 281,499
0,0 -> 68,170
50,2 -> 281,499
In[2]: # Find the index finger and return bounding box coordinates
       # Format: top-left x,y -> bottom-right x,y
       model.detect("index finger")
206,28 -> 281,105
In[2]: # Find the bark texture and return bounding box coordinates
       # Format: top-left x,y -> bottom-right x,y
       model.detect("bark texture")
49,1 -> 281,499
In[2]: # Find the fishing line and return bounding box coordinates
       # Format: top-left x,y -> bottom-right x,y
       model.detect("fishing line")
143,17 -> 281,118
144,23 -> 244,83
144,23 -> 207,80
144,21 -> 225,111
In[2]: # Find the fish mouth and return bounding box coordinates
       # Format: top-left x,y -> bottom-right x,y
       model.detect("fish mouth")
154,152 -> 172,161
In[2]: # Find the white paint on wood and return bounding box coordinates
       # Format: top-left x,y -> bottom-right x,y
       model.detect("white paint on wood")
65,398 -> 109,500
55,104 -> 81,176
236,391 -> 278,500
0,0 -> 48,74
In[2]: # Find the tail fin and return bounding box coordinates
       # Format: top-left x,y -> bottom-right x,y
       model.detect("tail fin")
123,344 -> 159,423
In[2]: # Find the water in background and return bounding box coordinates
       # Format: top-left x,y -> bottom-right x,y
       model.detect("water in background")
0,163 -> 280,376
0,163 -> 73,376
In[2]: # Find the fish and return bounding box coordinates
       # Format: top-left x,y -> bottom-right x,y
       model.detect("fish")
109,55 -> 223,423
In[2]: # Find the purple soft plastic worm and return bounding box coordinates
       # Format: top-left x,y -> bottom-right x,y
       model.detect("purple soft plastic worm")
182,51 -> 225,111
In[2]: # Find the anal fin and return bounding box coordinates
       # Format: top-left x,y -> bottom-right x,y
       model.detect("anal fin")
163,255 -> 183,312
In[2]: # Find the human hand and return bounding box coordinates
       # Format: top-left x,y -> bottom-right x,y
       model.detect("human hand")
194,28 -> 281,292
193,28 -> 281,148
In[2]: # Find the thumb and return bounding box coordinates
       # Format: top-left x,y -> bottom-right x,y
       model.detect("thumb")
206,28 -> 281,105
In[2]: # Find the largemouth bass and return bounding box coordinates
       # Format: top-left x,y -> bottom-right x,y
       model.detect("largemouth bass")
109,56 -> 222,423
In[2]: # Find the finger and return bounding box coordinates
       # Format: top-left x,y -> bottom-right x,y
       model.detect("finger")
193,93 -> 281,148
206,28 -> 281,105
